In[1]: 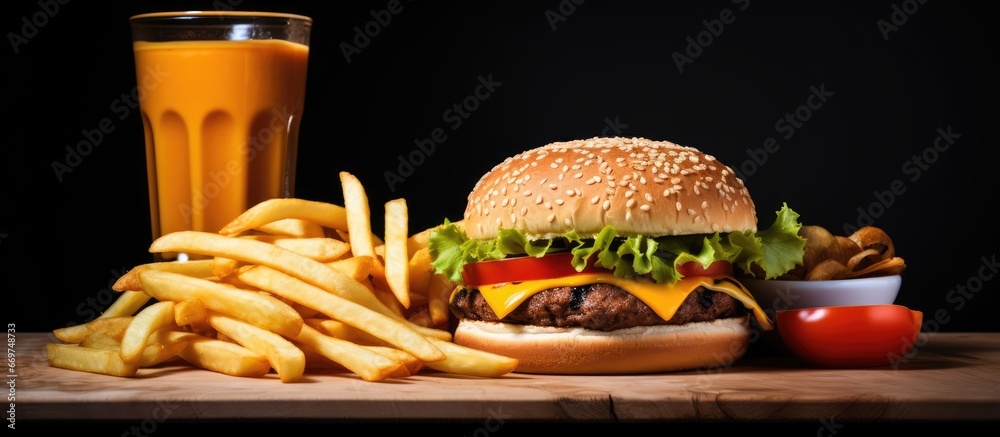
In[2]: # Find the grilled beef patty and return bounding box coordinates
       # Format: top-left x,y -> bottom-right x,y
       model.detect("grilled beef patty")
450,282 -> 746,331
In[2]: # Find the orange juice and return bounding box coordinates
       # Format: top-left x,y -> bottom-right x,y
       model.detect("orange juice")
133,39 -> 309,248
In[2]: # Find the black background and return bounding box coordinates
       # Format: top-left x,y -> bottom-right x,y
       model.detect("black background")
3,0 -> 998,432
6,0 -> 997,333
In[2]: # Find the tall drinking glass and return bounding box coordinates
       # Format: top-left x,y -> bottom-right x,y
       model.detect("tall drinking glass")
129,11 -> 311,260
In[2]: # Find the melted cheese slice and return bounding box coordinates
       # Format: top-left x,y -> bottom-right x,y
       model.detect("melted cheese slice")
457,273 -> 773,330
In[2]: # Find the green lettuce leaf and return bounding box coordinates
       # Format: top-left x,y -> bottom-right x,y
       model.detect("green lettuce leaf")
428,203 -> 806,284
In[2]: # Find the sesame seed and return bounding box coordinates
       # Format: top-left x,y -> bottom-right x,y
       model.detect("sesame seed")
626,199 -> 637,208
555,199 -> 564,206
564,218 -> 572,226
639,204 -> 651,211
501,198 -> 509,207
625,210 -> 633,220
545,202 -> 552,209
688,208 -> 697,216
573,172 -> 583,179
701,201 -> 709,209
625,190 -> 634,198
547,214 -> 556,223
590,195 -> 600,204
523,189 -> 532,196
676,201 -> 682,211
644,193 -> 653,202
603,200 -> 611,211
549,183 -> 558,190
520,207 -> 527,216
535,195 -> 543,205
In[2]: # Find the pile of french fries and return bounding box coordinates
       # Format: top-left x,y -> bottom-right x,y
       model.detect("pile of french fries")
46,172 -> 518,382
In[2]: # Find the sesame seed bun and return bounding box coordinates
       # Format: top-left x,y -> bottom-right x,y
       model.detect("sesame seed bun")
462,137 -> 758,241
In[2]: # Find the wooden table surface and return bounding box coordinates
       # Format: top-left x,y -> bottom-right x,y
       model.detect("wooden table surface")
14,331 -> 1000,424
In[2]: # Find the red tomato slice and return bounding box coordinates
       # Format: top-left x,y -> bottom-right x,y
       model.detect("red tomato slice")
776,304 -> 923,368
462,256 -> 734,285
676,260 -> 733,277
461,253 -> 602,285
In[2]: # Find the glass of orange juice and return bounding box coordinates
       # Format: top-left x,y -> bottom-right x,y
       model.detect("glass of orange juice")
129,11 -> 311,260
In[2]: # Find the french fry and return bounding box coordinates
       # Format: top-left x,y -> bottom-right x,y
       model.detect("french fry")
120,300 -> 177,364
423,337 -> 519,377
112,260 -> 215,292
408,247 -> 434,297
363,345 -> 424,376
407,226 -> 433,259
374,287 -> 406,318
256,218 -> 326,238
219,197 -> 349,236
327,255 -> 374,282
81,330 -> 186,368
237,265 -> 445,362
292,324 -> 405,382
148,231 -> 451,341
139,270 -> 303,338
383,198 -> 411,309
304,318 -> 388,346
53,291 -> 151,343
206,310 -> 305,383
47,343 -> 139,377
407,308 -> 434,329
84,316 -> 134,342
340,171 -> 387,292
141,329 -> 192,366
176,333 -> 272,378
213,256 -> 242,279
174,299 -> 208,326
427,273 -> 455,328
79,331 -> 121,349
242,235 -> 351,262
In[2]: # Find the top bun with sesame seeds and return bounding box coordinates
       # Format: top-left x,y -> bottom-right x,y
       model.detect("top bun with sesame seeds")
461,137 -> 758,241
428,137 -> 807,375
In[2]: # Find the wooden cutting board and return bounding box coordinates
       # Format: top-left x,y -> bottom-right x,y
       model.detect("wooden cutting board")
14,332 -> 1000,422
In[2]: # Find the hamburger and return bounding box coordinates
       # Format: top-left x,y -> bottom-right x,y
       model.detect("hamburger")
428,137 -> 805,374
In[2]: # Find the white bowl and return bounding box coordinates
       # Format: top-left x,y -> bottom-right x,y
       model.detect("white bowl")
742,275 -> 902,314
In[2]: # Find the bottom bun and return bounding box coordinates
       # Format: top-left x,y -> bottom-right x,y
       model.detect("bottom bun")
453,317 -> 751,375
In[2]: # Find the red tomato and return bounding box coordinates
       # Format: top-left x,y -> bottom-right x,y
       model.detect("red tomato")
776,304 -> 923,368
461,253 -> 602,285
676,260 -> 733,277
